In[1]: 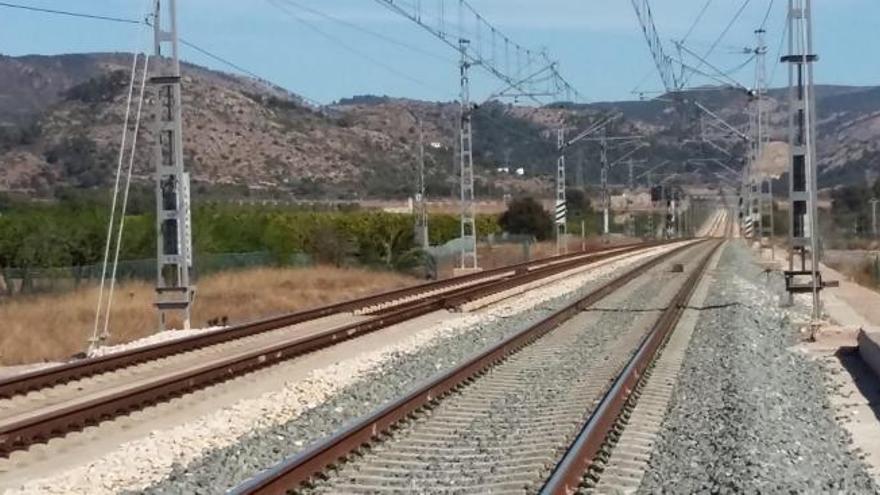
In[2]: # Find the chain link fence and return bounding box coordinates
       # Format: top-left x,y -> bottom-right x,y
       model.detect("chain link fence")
426,233 -> 546,279
0,251 -> 313,296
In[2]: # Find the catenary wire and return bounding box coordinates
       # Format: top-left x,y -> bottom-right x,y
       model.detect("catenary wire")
683,0 -> 752,87
680,0 -> 714,44
266,0 -> 451,96
273,0 -> 454,64
0,0 -> 325,106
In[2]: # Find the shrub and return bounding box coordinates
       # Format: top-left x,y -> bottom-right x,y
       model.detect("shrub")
499,197 -> 553,240
65,70 -> 130,103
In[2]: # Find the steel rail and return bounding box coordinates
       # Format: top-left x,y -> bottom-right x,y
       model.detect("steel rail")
228,241 -> 705,495
0,242 -> 652,400
0,242 -> 666,456
540,240 -> 722,495
369,242 -> 651,317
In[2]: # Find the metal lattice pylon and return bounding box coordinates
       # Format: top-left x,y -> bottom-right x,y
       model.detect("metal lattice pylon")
600,133 -> 609,235
152,0 -> 194,330
458,39 -> 478,270
413,115 -> 429,249
555,128 -> 567,254
752,28 -> 769,244
783,0 -> 822,318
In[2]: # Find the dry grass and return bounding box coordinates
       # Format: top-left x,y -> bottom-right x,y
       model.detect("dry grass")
825,252 -> 880,290
0,266 -> 416,366
0,238 -> 637,366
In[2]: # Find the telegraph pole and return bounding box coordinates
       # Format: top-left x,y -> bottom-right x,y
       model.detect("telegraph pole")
768,178 -> 776,258
627,159 -> 634,237
783,0 -> 822,319
560,119 -> 639,240
600,133 -> 609,235
625,159 -> 646,237
755,28 -> 767,167
871,197 -> 879,238
673,191 -> 680,238
413,114 -> 429,249
682,195 -> 688,237
580,219 -> 586,251
576,148 -> 585,190
754,179 -> 762,241
555,128 -> 568,254
458,38 -> 478,272
754,28 -> 769,247
152,0 -> 194,331
628,160 -> 635,191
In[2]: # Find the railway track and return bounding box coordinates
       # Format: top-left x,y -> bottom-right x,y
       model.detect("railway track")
229,239 -> 721,494
0,244 -> 637,400
0,241 -> 668,457
697,209 -> 729,238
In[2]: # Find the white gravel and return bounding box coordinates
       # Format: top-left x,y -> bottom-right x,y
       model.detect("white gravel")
0,329 -> 227,381
2,242 -> 686,495
87,326 -> 227,359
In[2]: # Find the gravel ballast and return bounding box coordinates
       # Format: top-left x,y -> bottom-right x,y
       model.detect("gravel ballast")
638,242 -> 878,493
307,246 -> 700,493
3,245 -> 685,495
134,245 -> 691,494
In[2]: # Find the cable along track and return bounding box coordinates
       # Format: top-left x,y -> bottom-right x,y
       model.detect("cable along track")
0,242 -> 664,457
229,240 -> 719,495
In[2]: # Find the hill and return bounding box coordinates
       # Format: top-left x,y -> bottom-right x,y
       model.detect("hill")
0,52 -> 879,201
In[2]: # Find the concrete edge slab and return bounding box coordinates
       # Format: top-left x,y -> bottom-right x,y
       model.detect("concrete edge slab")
858,328 -> 880,380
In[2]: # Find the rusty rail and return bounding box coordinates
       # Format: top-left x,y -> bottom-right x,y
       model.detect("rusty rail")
0,242 -> 654,400
539,240 -> 722,495
0,242 -> 667,456
228,241 -> 704,495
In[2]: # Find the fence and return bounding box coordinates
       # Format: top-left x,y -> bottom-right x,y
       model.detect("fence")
0,251 -> 312,296
426,233 -> 571,279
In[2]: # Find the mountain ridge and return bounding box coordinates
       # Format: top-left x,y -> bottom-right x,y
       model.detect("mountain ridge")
0,53 -> 878,200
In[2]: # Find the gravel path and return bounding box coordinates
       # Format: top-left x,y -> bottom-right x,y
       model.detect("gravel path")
134,244 -> 690,494
638,242 -> 878,494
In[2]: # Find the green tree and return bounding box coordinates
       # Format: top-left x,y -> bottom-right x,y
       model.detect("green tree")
308,221 -> 357,267
45,135 -> 114,188
499,197 -> 553,240
565,188 -> 593,218
262,214 -> 306,265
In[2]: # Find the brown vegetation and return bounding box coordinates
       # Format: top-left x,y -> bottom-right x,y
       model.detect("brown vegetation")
824,251 -> 880,290
0,266 -> 415,366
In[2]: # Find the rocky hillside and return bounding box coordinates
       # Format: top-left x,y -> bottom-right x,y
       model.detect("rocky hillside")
588,84 -> 880,186
0,53 -> 878,200
0,54 -> 460,199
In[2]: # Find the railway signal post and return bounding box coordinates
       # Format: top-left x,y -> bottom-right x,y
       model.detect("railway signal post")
556,128 -> 568,255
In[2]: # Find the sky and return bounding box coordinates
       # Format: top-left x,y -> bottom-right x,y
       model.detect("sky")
0,0 -> 878,105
